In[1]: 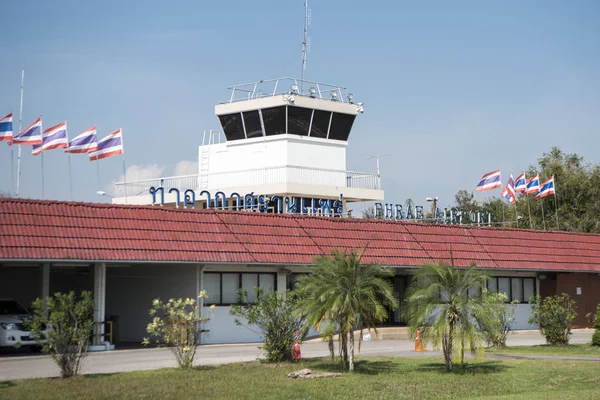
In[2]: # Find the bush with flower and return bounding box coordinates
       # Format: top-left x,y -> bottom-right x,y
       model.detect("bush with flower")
143,291 -> 211,368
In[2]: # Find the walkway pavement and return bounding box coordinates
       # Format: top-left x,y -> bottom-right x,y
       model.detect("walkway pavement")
0,330 -> 594,381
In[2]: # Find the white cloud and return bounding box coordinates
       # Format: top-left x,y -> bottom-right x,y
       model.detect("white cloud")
105,161 -> 197,197
107,164 -> 167,194
173,160 -> 198,176
122,164 -> 167,182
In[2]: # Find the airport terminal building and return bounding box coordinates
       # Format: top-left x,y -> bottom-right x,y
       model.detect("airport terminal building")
1,197 -> 599,348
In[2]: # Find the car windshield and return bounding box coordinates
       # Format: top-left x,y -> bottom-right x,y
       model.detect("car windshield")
0,300 -> 29,315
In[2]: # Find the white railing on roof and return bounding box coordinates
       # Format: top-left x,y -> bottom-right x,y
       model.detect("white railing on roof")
113,165 -> 380,198
223,77 -> 353,104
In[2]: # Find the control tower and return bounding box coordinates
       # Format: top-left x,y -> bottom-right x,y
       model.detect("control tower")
112,77 -> 384,213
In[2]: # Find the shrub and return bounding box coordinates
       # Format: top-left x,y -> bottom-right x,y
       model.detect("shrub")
475,291 -> 518,348
588,304 -> 600,347
27,291 -> 95,378
230,290 -> 305,363
528,293 -> 577,345
143,291 -> 210,368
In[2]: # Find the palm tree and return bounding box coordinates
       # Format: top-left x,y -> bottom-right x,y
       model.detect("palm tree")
403,253 -> 489,371
295,248 -> 397,372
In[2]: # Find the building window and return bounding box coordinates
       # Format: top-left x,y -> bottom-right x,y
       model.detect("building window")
287,106 -> 312,136
523,278 -> 535,303
328,112 -> 355,141
222,273 -> 240,304
243,110 -> 263,138
204,273 -> 221,305
486,277 -> 536,303
261,106 -> 286,136
219,113 -> 245,141
309,110 -> 331,138
241,273 -> 259,303
204,272 -> 277,306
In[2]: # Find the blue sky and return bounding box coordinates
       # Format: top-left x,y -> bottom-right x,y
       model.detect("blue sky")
1,0 -> 598,211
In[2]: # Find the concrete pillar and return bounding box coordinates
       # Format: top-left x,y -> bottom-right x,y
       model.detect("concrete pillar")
41,263 -> 50,318
277,272 -> 287,295
41,263 -> 50,299
197,264 -> 205,345
93,263 -> 106,345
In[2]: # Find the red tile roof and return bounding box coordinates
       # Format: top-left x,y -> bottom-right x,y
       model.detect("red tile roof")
1,198 -> 600,272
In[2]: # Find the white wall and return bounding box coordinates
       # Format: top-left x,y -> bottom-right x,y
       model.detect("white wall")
286,138 -> 346,170
510,304 -> 538,330
202,135 -> 347,176
202,306 -> 264,344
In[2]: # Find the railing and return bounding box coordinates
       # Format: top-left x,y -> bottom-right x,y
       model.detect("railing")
223,77 -> 353,104
113,165 -> 380,198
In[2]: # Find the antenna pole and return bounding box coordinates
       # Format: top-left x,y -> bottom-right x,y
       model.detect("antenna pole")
16,70 -> 24,197
301,0 -> 309,93
376,155 -> 381,189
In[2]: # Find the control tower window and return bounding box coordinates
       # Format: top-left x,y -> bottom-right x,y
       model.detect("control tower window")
309,110 -> 331,138
287,106 -> 312,136
243,110 -> 263,139
328,113 -> 355,141
261,106 -> 286,136
219,112 -> 245,141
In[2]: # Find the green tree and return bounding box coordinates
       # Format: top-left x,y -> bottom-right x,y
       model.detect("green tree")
403,255 -> 489,371
528,293 -> 577,345
27,291 -> 95,378
230,290 -> 305,363
454,190 -> 478,211
296,248 -> 397,372
143,291 -> 210,368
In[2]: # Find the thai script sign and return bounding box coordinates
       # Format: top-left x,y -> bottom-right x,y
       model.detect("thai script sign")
148,187 -> 345,217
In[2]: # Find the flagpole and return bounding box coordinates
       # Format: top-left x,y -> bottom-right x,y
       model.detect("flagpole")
553,179 -> 559,230
64,123 -> 74,200
526,195 -> 533,229
67,154 -> 74,200
122,156 -> 128,204
540,200 -> 546,230
10,109 -> 14,194
120,128 -> 127,204
41,151 -> 45,199
96,161 -> 101,191
16,70 -> 24,198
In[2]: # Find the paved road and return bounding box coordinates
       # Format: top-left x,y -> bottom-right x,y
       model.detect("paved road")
0,330 -> 594,381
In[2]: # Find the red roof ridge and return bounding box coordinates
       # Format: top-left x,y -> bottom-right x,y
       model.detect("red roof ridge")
2,196 -> 600,238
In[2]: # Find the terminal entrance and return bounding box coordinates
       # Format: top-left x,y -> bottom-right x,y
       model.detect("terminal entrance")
387,275 -> 409,325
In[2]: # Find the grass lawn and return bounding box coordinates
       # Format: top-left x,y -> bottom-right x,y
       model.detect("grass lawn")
2,356 -> 600,400
487,343 -> 600,357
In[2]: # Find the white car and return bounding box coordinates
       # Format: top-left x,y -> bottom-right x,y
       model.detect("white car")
0,299 -> 44,351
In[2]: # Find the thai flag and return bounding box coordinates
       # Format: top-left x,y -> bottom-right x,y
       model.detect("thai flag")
500,173 -> 516,204
475,169 -> 502,192
514,173 -> 527,193
65,126 -> 98,154
89,128 -> 123,161
534,176 -> 555,199
32,122 -> 68,155
0,113 -> 13,142
12,117 -> 42,145
526,174 -> 540,194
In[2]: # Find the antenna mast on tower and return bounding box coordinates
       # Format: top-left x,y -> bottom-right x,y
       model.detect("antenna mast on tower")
301,0 -> 311,93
